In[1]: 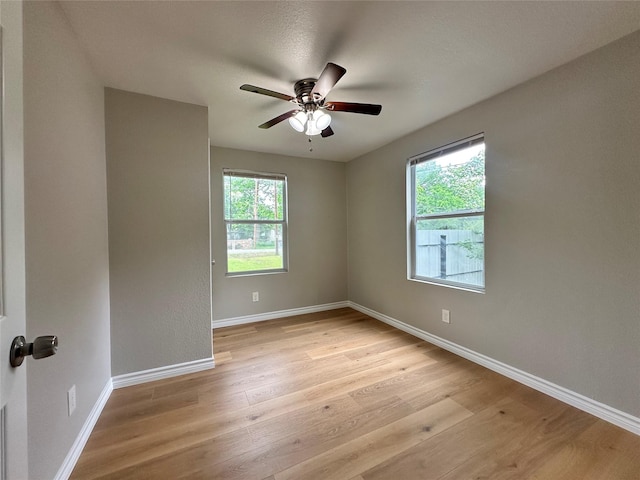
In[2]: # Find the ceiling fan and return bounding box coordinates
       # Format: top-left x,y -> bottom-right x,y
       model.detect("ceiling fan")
240,62 -> 382,138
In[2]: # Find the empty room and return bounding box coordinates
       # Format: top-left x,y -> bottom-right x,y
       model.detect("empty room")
2,1 -> 640,479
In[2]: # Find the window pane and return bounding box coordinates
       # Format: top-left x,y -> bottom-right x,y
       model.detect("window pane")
224,175 -> 284,221
227,223 -> 285,273
415,144 -> 485,216
415,215 -> 484,288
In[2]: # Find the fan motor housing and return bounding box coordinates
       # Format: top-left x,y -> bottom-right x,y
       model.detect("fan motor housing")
294,78 -> 320,106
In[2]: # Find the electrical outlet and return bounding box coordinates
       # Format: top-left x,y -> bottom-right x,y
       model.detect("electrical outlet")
68,385 -> 77,416
252,291 -> 259,302
442,309 -> 451,324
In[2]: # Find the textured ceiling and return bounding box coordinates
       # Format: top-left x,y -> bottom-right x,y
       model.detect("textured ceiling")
60,1 -> 640,162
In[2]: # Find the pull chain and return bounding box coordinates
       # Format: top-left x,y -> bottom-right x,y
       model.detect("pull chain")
308,137 -> 313,152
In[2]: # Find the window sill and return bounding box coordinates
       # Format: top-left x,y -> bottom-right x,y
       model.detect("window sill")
226,269 -> 288,278
408,276 -> 485,294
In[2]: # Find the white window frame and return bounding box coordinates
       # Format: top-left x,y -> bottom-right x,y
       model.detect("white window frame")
407,134 -> 485,293
223,169 -> 288,276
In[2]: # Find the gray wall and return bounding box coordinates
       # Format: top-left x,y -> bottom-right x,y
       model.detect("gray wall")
210,147 -> 347,320
347,31 -> 640,417
23,2 -> 112,479
106,89 -> 212,376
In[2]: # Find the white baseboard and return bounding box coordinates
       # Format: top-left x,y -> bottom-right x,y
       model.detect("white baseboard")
349,301 -> 640,436
55,358 -> 215,478
112,357 -> 215,389
212,301 -> 350,329
54,379 -> 113,480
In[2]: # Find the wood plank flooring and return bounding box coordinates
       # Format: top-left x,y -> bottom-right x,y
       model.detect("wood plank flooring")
71,308 -> 640,479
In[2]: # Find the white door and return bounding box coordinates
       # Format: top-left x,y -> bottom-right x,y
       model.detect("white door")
0,1 -> 29,479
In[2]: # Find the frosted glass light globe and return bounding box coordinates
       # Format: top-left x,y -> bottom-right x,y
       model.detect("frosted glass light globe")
288,111 -> 307,132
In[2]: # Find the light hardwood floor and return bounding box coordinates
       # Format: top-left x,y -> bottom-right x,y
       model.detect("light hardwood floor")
71,308 -> 640,479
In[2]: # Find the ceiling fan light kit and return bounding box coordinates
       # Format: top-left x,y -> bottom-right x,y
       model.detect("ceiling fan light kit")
289,109 -> 332,136
240,62 -> 382,139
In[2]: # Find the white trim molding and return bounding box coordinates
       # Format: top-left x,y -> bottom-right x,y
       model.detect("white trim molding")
112,357 -> 215,389
54,380 -> 113,480
212,301 -> 350,329
55,358 -> 215,479
349,302 -> 640,437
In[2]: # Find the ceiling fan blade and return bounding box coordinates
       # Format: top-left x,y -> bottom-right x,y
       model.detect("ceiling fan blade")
321,126 -> 334,138
326,102 -> 382,115
258,110 -> 299,129
311,63 -> 347,99
240,84 -> 294,102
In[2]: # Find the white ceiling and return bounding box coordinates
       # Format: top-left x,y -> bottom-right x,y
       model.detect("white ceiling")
60,1 -> 640,162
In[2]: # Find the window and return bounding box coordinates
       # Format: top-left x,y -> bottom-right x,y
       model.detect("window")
223,169 -> 288,275
408,134 -> 485,291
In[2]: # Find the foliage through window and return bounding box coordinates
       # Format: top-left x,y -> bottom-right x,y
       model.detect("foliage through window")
408,134 -> 485,291
223,170 -> 288,275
